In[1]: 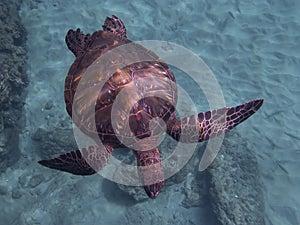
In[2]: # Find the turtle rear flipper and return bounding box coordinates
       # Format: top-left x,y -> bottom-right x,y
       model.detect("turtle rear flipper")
135,147 -> 164,199
38,145 -> 113,175
167,99 -> 264,143
65,28 -> 91,57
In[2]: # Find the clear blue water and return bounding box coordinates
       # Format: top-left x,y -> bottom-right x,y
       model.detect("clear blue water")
0,0 -> 299,224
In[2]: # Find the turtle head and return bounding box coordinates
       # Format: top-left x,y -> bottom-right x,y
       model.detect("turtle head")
144,181 -> 164,199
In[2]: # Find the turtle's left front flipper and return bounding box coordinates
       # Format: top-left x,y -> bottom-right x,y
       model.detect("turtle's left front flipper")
38,144 -> 113,175
167,99 -> 264,143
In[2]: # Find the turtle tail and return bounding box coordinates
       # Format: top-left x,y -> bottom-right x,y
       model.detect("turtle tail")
102,15 -> 127,40
167,99 -> 264,143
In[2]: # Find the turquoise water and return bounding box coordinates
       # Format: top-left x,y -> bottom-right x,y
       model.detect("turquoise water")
0,0 -> 299,224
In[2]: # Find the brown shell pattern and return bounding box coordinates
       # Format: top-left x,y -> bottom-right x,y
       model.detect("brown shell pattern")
64,31 -> 177,148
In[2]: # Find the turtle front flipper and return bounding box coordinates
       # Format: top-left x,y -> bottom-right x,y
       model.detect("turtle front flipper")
65,28 -> 91,57
38,145 -> 113,175
135,148 -> 164,199
167,99 -> 264,143
102,15 -> 127,40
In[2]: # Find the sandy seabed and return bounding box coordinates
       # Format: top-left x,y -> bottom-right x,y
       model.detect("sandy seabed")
0,0 -> 299,224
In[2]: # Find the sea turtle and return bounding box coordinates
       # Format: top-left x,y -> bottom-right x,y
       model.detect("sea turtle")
38,15 -> 263,199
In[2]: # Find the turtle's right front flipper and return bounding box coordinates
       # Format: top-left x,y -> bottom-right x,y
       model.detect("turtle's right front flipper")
38,144 -> 113,175
167,99 -> 263,143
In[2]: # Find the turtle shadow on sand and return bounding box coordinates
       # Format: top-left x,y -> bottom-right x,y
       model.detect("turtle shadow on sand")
101,179 -> 138,206
33,126 -> 265,224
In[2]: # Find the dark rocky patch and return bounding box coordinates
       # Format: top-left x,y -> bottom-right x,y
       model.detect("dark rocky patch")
207,132 -> 265,225
0,0 -> 28,173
